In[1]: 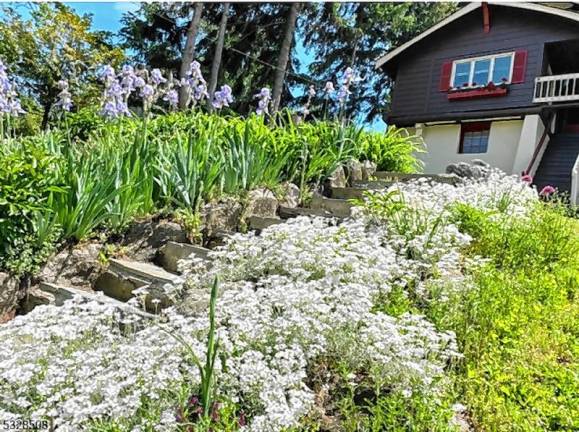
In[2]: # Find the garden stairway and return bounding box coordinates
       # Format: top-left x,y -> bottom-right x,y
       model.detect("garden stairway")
30,171 -> 458,317
533,132 -> 579,193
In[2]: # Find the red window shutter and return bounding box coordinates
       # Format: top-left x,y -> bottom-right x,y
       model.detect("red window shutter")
511,50 -> 527,84
439,61 -> 453,92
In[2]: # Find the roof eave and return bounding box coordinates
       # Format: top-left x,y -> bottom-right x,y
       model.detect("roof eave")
375,2 -> 579,71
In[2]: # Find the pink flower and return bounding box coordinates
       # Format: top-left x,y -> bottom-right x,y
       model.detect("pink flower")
539,185 -> 556,197
521,174 -> 533,184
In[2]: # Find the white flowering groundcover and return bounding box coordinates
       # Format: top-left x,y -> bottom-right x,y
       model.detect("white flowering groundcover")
0,170 -> 538,431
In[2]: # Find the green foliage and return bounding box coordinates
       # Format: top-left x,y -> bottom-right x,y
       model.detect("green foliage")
221,119 -> 290,193
334,389 -> 457,432
1,111 -> 418,274
434,203 -> 579,431
0,3 -> 124,127
301,328 -> 457,432
0,140 -> 62,274
357,126 -> 424,172
160,278 -> 223,427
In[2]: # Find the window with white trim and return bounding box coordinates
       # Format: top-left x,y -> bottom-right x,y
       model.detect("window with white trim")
451,52 -> 514,88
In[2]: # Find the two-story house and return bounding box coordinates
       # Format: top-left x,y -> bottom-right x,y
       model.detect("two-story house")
376,2 -> 579,203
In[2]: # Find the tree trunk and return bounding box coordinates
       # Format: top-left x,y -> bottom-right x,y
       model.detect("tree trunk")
271,2 -> 300,113
41,101 -> 52,130
207,2 -> 230,110
179,2 -> 204,110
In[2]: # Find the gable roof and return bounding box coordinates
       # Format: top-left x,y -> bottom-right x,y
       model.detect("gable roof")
375,2 -> 579,70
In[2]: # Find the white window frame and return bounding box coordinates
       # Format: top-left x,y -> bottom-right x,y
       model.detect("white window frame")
450,52 -> 515,88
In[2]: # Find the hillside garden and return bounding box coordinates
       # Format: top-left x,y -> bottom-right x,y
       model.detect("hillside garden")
0,9 -> 578,432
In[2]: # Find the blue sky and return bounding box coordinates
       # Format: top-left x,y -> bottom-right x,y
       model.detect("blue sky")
3,2 -> 385,131
66,2 -> 139,32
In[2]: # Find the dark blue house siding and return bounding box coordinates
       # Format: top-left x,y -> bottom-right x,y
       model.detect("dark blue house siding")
387,5 -> 579,126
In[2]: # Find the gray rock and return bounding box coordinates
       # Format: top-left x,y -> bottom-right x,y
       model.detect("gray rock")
202,199 -> 243,237
39,243 -> 102,290
279,182 -> 300,208
361,160 -> 377,181
39,282 -> 157,319
20,288 -> 55,314
331,187 -> 368,200
327,165 -> 347,188
310,195 -> 353,218
0,272 -> 20,323
122,219 -> 189,261
248,216 -> 284,231
279,206 -> 339,220
245,188 -> 279,218
345,160 -> 364,183
157,241 -> 211,273
94,259 -> 183,310
445,160 -> 491,180
149,221 -> 188,249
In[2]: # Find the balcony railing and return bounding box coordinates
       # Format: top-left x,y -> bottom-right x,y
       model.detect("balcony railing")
534,73 -> 579,103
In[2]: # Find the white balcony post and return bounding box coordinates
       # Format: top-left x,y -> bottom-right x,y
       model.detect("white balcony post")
533,73 -> 579,103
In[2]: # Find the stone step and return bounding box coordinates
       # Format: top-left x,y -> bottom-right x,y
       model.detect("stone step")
352,180 -> 395,189
310,196 -> 353,218
279,205 -> 340,220
248,216 -> 284,231
38,282 -> 157,319
331,187 -> 368,200
374,171 -> 459,185
157,241 -> 211,273
94,259 -> 183,309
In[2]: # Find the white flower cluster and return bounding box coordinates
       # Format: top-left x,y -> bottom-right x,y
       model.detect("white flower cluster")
355,170 -> 538,302
180,217 -> 460,430
0,299 -> 202,431
0,170 -> 537,431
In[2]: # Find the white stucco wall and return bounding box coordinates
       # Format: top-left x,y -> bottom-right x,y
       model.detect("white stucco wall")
415,120 -> 524,174
512,114 -> 545,175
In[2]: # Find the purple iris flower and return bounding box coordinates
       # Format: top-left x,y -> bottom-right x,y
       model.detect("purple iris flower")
134,76 -> 146,88
0,59 -> 25,116
99,65 -> 116,83
151,69 -> 166,85
163,89 -> 179,109
101,100 -> 118,118
253,87 -> 271,115
212,84 -> 233,109
337,85 -> 351,104
140,84 -> 155,99
194,83 -> 208,101
54,79 -> 73,112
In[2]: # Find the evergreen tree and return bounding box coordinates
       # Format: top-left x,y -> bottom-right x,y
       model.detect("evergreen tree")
302,2 -> 457,122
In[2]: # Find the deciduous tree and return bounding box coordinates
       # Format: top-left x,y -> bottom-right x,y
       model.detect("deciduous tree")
0,3 -> 124,128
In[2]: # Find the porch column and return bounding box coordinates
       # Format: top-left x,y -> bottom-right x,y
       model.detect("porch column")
512,114 -> 546,175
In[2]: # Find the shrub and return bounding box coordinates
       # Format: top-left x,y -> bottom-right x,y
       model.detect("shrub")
357,125 -> 425,172
441,202 -> 579,431
0,140 -> 62,274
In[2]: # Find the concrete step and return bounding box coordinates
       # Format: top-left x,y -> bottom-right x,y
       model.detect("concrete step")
352,180 -> 395,190
310,195 -> 353,218
248,215 -> 284,231
374,172 -> 459,185
279,206 -> 341,220
94,259 -> 183,309
331,187 -> 368,200
157,241 -> 211,273
38,282 -> 157,319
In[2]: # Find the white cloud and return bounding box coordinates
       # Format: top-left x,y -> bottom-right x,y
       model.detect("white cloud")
113,2 -> 140,14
